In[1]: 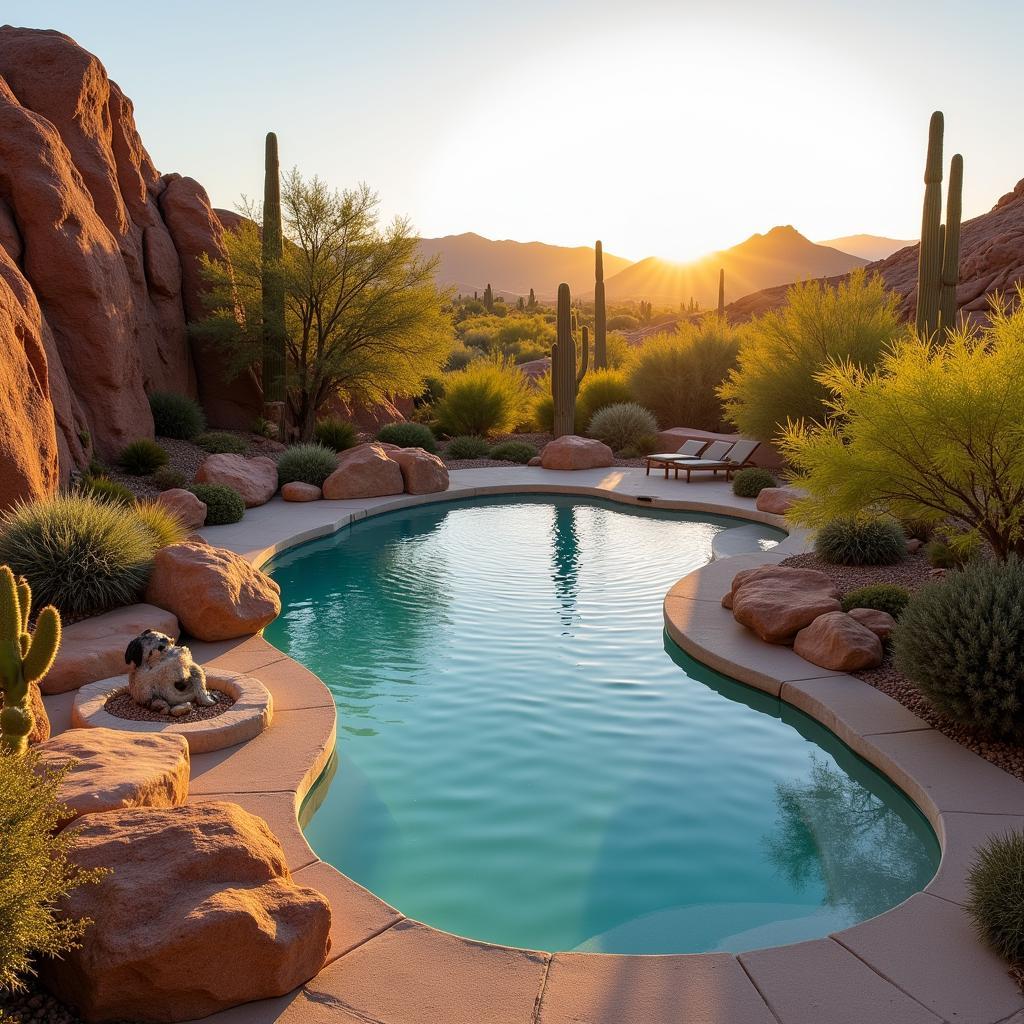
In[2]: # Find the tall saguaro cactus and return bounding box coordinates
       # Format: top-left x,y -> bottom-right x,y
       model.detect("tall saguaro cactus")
594,241 -> 607,370
717,268 -> 725,318
550,283 -> 588,437
915,112 -> 963,339
261,131 -> 287,408
0,566 -> 61,754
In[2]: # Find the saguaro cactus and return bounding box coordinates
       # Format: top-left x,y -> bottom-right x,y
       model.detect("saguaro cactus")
484,283 -> 494,312
550,283 -> 588,437
261,131 -> 287,407
915,112 -> 944,339
939,153 -> 963,334
594,241 -> 607,370
717,269 -> 725,318
0,566 -> 61,754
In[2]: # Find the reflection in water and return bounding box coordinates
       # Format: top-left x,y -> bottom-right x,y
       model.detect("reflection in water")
763,754 -> 936,921
550,504 -> 581,627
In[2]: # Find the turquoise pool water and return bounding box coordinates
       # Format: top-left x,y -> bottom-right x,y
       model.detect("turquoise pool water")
266,496 -> 939,954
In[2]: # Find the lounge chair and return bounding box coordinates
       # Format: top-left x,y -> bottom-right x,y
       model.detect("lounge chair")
673,439 -> 761,482
645,439 -> 725,478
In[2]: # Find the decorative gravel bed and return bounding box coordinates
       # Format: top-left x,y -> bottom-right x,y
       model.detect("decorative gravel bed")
0,983 -> 139,1024
104,687 -> 235,723
781,551 -> 1024,781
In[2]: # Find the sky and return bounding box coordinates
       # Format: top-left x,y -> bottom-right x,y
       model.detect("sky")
5,0 -> 1023,262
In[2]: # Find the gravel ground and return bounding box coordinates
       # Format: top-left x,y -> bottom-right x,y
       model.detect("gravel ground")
0,983 -> 139,1024
781,551 -> 1024,781
104,688 -> 235,723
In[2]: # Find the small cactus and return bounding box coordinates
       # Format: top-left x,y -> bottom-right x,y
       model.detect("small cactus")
0,565 -> 61,754
550,283 -> 589,437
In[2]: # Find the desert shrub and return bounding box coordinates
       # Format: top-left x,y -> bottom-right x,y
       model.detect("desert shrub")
815,517 -> 906,566
901,519 -> 935,543
251,416 -> 279,440
148,391 -> 205,440
966,831 -> 1024,962
530,376 -> 567,433
588,403 -> 659,453
376,422 -> 438,452
151,466 -> 188,491
314,417 -> 359,452
732,467 -> 778,498
276,444 -> 338,487
194,431 -> 247,455
77,475 -> 135,506
489,441 -> 536,464
840,584 -> 911,619
445,436 -> 492,460
577,369 -> 633,428
445,343 -> 476,373
894,558 -> 1024,739
608,314 -> 639,331
188,484 -> 244,526
721,270 -> 900,441
925,533 -> 981,569
0,495 -> 157,618
119,438 -> 168,476
133,502 -> 188,549
629,319 -> 740,429
433,357 -> 533,437
0,748 -> 105,991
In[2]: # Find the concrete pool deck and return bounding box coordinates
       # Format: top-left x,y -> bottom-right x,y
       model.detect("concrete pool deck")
44,467 -> 1024,1023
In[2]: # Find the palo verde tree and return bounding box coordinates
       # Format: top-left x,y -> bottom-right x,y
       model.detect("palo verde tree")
781,292 -> 1024,561
196,172 -> 452,438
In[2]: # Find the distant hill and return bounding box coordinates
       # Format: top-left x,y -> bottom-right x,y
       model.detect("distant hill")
599,226 -> 868,307
417,232 -> 632,300
817,234 -> 916,261
724,178 -> 1024,326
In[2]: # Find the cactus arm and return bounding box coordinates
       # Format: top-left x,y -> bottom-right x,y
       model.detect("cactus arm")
0,566 -> 20,642
939,153 -> 963,335
915,111 -> 944,339
22,606 -> 61,685
577,325 -> 589,386
16,578 -> 30,633
594,241 -> 607,370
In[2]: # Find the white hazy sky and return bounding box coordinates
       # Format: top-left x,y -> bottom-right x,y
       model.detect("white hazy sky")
5,0 -> 1023,261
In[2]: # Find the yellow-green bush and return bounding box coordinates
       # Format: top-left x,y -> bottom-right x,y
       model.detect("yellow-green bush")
577,369 -> 633,429
434,357 -> 533,437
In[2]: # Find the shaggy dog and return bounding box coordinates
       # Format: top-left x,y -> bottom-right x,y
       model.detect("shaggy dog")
124,630 -> 217,717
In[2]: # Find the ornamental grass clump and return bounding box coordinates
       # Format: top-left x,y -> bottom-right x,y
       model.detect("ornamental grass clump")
814,517 -> 906,566
894,558 -> 1024,740
133,502 -> 188,550
489,441 -> 536,464
840,584 -> 911,619
966,830 -> 1024,963
313,417 -> 358,452
194,431 -> 247,455
77,475 -> 135,506
588,402 -> 659,453
0,748 -> 106,991
731,467 -> 778,498
151,466 -> 187,492
148,391 -> 205,440
118,438 -> 168,476
188,484 -> 244,526
445,436 -> 492,460
433,357 -> 533,437
376,422 -> 438,452
276,444 -> 338,487
0,496 -> 159,619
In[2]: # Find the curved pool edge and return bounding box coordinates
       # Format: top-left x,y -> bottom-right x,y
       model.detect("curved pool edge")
188,468 -> 1024,1024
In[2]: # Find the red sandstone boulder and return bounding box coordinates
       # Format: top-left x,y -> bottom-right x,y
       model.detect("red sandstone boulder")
794,611 -> 884,671
847,607 -> 898,641
322,443 -> 404,500
155,487 -> 207,530
730,565 -> 842,644
528,455 -> 542,466
46,604 -> 180,695
281,481 -> 322,502
42,802 -> 332,1022
755,487 -> 802,516
540,435 -> 614,471
194,454 -> 278,508
145,539 -> 280,641
34,729 -> 189,825
391,447 -> 449,494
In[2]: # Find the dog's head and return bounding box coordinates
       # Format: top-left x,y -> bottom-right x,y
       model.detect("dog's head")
124,629 -> 174,670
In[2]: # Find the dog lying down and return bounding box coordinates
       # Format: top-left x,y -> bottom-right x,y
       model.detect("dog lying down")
124,629 -> 217,717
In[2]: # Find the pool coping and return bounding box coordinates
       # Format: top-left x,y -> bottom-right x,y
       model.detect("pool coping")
45,467 -> 1024,1024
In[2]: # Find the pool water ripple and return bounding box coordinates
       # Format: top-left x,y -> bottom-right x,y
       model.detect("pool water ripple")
268,496 -> 938,954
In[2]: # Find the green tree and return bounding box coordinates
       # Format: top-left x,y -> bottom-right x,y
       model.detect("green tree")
196,172 -> 452,438
718,270 -> 901,441
781,295 -> 1024,561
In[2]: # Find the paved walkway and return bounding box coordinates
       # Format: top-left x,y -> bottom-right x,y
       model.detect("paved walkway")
46,467 -> 1024,1023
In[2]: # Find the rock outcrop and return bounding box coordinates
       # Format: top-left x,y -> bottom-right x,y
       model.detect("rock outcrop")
0,27 -> 261,509
145,538 -> 281,641
43,801 -> 332,1022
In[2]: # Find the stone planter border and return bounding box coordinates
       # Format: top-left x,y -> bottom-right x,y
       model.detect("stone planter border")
70,669 -> 272,753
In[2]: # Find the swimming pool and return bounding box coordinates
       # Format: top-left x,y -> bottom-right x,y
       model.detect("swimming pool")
266,496 -> 938,954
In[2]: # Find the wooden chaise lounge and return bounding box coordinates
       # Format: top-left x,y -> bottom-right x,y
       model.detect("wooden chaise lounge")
645,439 -> 726,477
672,439 -> 761,482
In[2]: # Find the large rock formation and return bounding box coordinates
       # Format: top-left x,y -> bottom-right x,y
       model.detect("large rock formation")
0,27 -> 261,509
724,178 -> 1024,325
